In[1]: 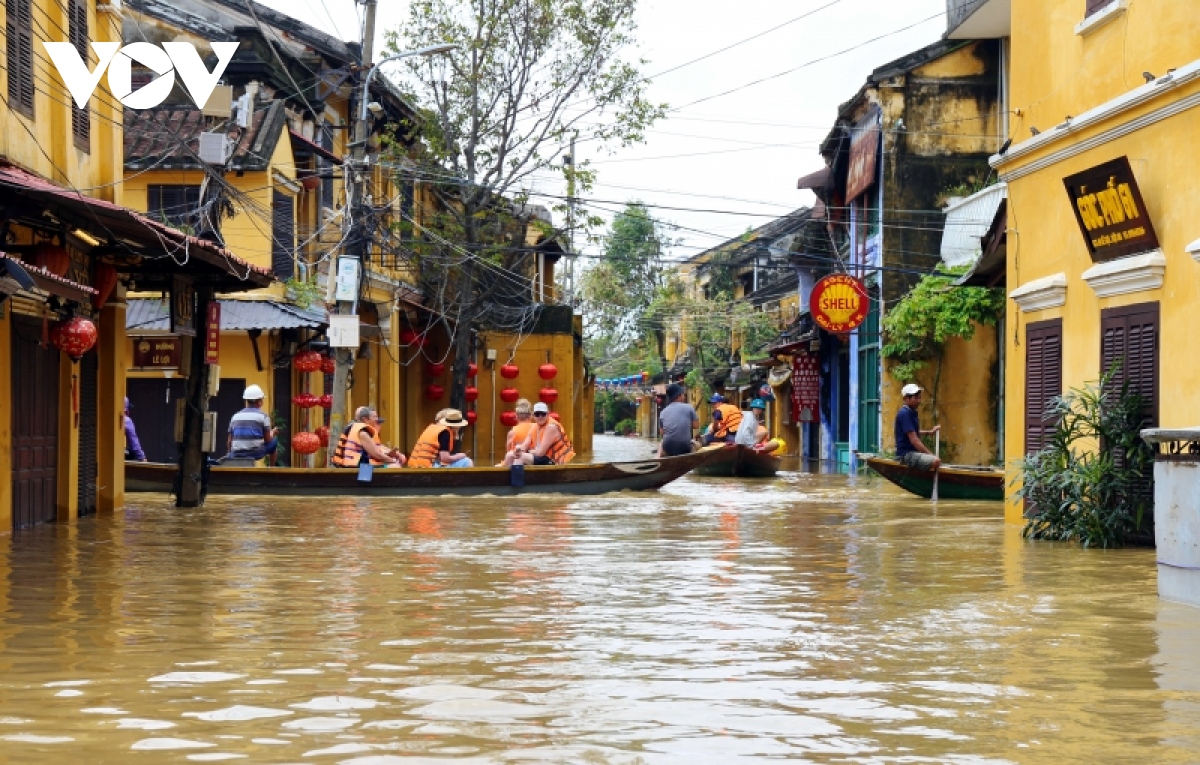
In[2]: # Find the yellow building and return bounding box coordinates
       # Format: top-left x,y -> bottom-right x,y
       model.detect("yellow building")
986,0 -> 1199,523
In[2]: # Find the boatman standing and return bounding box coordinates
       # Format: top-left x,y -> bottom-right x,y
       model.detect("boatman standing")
894,383 -> 940,470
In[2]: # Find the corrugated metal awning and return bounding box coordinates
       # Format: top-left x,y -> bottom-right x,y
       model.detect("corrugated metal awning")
940,183 -> 1007,268
127,299 -> 328,333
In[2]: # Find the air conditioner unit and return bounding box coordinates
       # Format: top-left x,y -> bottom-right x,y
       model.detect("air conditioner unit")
198,132 -> 231,164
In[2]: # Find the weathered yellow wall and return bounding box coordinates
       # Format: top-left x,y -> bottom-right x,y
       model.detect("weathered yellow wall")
0,309 -> 11,534
1000,0 -> 1200,522
97,299 -> 127,513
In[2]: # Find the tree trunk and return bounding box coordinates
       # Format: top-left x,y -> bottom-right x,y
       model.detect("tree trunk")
448,260 -> 476,412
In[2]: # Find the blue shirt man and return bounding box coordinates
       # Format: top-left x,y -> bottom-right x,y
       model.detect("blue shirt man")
227,384 -> 279,460
894,383 -> 940,470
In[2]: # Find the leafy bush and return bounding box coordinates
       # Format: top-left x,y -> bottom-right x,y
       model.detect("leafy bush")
613,418 -> 638,436
1018,368 -> 1153,548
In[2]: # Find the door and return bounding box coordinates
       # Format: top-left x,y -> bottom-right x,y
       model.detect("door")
125,377 -> 187,463
211,378 -> 248,458
856,285 -> 881,454
78,351 -> 98,517
11,316 -> 60,530
1100,302 -> 1159,525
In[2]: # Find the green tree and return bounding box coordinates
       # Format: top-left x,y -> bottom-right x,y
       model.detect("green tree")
384,0 -> 664,409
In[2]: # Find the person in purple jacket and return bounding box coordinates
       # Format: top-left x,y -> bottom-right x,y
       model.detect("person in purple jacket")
124,397 -> 147,462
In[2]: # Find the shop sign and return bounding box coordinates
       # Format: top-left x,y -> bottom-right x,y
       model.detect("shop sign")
171,275 -> 197,336
1063,156 -> 1159,262
203,301 -> 220,365
846,109 -> 881,203
810,274 -> 869,333
792,353 -> 820,423
132,336 -> 181,369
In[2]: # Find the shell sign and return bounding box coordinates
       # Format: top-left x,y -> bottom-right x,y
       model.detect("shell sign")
810,274 -> 869,333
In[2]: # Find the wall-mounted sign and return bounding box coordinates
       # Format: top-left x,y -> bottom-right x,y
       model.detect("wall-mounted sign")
203,301 -> 221,365
132,336 -> 181,369
810,274 -> 870,333
1063,156 -> 1159,262
171,275 -> 197,336
328,314 -> 360,348
846,109 -> 881,203
792,353 -> 820,424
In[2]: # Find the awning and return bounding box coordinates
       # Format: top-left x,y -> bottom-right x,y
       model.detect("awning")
940,182 -> 1007,268
796,166 -> 832,191
127,299 -> 328,333
955,200 -> 1008,288
0,253 -> 97,303
289,129 -> 344,165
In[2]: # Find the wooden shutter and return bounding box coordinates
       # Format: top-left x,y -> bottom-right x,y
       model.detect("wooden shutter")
6,0 -> 35,117
69,0 -> 90,151
1100,302 -> 1159,427
272,190 -> 295,279
1025,319 -> 1063,455
148,185 -> 201,230
1085,0 -> 1110,17
318,122 -> 334,212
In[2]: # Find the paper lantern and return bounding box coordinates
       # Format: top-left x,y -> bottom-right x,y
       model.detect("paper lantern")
425,383 -> 445,400
427,361 -> 445,377
538,363 -> 558,380
400,328 -> 418,345
549,412 -> 561,421
500,387 -> 519,403
294,350 -> 323,372
318,394 -> 332,409
467,362 -> 478,378
539,387 -> 558,404
321,355 -> 336,374
466,410 -> 477,425
300,175 -> 320,192
500,363 -> 520,379
50,317 -> 98,360
464,385 -> 479,403
500,410 -> 518,427
33,242 -> 69,277
315,425 -> 330,447
641,371 -> 650,381
292,431 -> 321,455
92,262 -> 118,310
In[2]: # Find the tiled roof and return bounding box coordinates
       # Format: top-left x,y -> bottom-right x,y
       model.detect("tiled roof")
125,101 -> 288,171
127,298 -> 327,332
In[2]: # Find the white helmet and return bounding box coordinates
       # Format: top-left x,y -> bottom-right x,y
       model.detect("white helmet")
243,384 -> 265,400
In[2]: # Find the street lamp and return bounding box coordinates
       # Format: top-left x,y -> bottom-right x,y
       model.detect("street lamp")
357,43 -> 459,131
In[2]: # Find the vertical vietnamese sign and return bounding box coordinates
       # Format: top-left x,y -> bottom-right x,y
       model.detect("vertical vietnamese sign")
204,301 -> 220,364
792,353 -> 820,424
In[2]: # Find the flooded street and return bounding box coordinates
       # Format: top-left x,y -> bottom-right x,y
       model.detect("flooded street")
2,436 -> 1199,763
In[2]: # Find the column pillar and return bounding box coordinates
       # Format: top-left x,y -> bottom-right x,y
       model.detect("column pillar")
0,308 -> 12,534
57,350 -> 80,523
97,298 -> 127,513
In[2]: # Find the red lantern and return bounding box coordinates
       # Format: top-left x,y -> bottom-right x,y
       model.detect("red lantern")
464,386 -> 479,403
549,412 -> 561,421
500,387 -> 519,403
467,362 -> 478,378
292,393 -> 319,409
539,387 -> 558,404
321,355 -> 336,374
500,363 -> 520,379
538,363 -> 558,380
294,350 -> 323,372
641,371 -> 650,381
427,361 -> 445,377
315,425 -> 330,447
319,394 -> 333,409
33,242 -> 69,277
49,317 -> 98,360
300,175 -> 320,192
425,383 -> 445,400
400,328 -> 418,346
500,410 -> 518,427
92,262 -> 118,310
292,432 -> 321,455
466,410 -> 478,425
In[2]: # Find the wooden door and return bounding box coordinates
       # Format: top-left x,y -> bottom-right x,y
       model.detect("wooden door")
211,378 -> 247,458
11,317 -> 60,530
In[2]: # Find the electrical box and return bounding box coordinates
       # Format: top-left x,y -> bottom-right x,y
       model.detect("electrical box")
202,85 -> 233,119
486,348 -> 497,361
174,398 -> 186,443
206,365 -> 221,399
198,131 -> 231,164
201,412 -> 218,454
328,315 -> 359,349
334,257 -> 359,301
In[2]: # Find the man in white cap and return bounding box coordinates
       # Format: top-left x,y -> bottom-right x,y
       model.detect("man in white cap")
227,384 -> 279,460
894,383 -> 940,470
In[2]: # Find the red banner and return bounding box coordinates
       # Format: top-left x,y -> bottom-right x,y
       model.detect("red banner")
792,353 -> 819,424
204,301 -> 221,365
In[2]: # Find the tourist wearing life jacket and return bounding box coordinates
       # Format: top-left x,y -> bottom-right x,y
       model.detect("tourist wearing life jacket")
407,409 -> 474,468
702,394 -> 742,445
529,402 -> 575,465
332,407 -> 405,468
497,399 -> 537,467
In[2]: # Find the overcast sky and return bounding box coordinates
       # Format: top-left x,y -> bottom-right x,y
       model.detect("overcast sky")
258,0 -> 949,260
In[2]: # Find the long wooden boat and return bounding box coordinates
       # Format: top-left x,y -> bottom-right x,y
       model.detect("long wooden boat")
864,456 -> 1004,501
125,449 -> 717,498
692,444 -> 781,478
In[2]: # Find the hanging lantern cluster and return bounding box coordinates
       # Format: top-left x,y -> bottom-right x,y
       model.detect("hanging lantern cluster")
314,425 -> 330,447
538,363 -> 558,380
294,350 -> 323,372
500,410 -> 518,427
539,387 -> 558,404
466,410 -> 478,425
292,393 -> 322,409
425,383 -> 445,401
50,317 -> 98,361
321,355 -> 336,374
319,394 -> 333,409
292,431 -> 321,455
426,361 -> 445,377
500,363 -> 520,379
399,328 -> 428,348
467,362 -> 478,378
464,385 -> 479,402
500,387 -> 519,403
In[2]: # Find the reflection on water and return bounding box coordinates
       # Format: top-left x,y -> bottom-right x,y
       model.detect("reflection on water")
1,435 -> 1199,763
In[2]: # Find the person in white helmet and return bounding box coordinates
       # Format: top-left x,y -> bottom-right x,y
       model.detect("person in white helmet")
227,384 -> 279,460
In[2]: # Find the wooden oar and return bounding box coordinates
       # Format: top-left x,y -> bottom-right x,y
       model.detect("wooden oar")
931,430 -> 940,502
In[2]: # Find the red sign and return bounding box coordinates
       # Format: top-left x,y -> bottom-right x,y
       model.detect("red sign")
132,337 -> 181,369
810,274 -> 869,333
204,301 -> 221,365
846,109 -> 881,203
792,353 -> 819,424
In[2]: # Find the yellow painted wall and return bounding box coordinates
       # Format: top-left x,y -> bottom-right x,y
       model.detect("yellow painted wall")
999,0 -> 1200,522
0,309 -> 11,534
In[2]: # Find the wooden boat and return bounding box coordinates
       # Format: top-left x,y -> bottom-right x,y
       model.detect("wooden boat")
864,456 -> 1004,501
692,444 -> 781,478
125,449 -> 717,498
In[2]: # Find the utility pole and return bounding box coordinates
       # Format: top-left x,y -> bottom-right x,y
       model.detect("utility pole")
330,0 -> 379,441
565,134 -> 577,306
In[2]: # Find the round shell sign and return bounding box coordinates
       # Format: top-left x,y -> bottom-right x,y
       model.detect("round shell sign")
810,274 -> 869,333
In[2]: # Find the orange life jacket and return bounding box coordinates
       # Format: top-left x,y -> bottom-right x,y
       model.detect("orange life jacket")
713,403 -> 743,439
408,423 -> 454,468
534,421 -> 575,465
332,422 -> 375,467
369,432 -> 390,466
507,421 -> 536,452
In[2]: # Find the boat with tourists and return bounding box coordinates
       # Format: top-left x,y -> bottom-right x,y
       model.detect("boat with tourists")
864,455 -> 1004,501
125,449 -> 717,497
692,444 -> 781,478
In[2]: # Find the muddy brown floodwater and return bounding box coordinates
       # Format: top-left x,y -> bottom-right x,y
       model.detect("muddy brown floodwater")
1,435 -> 1200,763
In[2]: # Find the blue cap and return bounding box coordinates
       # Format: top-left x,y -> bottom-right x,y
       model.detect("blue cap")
750,398 -> 766,409
708,394 -> 724,404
